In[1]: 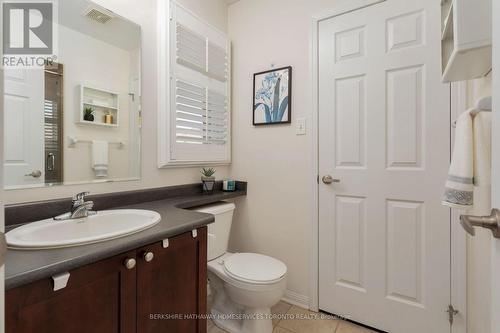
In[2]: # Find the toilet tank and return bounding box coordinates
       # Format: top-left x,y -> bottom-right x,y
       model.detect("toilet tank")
192,202 -> 235,261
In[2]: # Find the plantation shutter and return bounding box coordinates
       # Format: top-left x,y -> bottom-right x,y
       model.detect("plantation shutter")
169,3 -> 230,163
44,100 -> 60,151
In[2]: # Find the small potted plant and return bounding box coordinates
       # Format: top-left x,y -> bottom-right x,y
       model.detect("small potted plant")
201,167 -> 216,194
83,107 -> 95,122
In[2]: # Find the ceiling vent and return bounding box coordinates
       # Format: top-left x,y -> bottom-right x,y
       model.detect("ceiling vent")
84,6 -> 114,24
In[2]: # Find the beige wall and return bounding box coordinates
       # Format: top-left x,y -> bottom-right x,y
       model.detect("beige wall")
3,0 -> 230,205
466,75 -> 492,333
227,0 -> 351,303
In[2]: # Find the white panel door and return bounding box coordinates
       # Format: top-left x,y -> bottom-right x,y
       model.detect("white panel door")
3,68 -> 44,187
318,1 -> 452,332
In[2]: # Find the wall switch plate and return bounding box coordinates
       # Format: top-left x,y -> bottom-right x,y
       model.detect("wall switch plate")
296,118 -> 307,135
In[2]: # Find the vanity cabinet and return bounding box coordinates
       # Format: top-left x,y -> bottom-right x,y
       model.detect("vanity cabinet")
6,228 -> 207,333
137,229 -> 207,333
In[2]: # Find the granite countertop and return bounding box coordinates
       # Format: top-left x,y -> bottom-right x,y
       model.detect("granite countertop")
5,187 -> 246,290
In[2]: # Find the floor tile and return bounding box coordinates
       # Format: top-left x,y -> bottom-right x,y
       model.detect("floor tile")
207,319 -> 228,333
271,301 -> 293,326
274,326 -> 295,333
335,321 -> 378,333
278,306 -> 339,333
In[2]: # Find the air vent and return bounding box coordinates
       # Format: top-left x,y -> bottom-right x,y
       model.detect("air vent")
84,6 -> 114,24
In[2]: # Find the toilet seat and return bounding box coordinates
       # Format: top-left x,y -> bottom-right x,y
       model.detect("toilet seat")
223,253 -> 287,285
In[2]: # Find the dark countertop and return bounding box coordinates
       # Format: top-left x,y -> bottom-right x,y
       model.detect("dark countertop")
5,188 -> 246,290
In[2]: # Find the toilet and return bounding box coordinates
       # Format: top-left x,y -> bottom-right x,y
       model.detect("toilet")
193,202 -> 287,333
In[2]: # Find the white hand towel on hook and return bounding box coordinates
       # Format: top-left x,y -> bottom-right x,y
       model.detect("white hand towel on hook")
92,140 -> 109,178
442,109 -> 492,209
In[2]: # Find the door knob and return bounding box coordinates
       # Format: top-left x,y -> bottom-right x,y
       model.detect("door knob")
143,252 -> 154,263
124,258 -> 136,270
25,170 -> 42,178
0,232 -> 6,267
322,175 -> 340,185
460,209 -> 500,238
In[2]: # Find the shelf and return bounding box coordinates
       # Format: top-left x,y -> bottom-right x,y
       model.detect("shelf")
83,102 -> 118,110
79,84 -> 120,127
441,0 -> 492,82
77,119 -> 118,128
441,4 -> 453,41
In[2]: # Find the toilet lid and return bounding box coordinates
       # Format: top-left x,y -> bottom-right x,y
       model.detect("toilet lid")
223,253 -> 287,284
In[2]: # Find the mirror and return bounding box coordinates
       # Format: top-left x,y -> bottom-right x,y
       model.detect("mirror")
3,0 -> 141,189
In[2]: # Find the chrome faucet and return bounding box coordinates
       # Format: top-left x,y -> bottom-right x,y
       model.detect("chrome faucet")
54,192 -> 97,221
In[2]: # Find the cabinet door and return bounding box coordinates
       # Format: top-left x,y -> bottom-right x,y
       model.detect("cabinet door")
6,251 -> 137,333
137,228 -> 207,333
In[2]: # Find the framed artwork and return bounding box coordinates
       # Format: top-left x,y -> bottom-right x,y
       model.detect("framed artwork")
253,66 -> 292,125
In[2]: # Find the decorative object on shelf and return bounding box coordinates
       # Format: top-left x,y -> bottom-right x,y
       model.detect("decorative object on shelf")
104,113 -> 113,124
223,179 -> 236,192
253,66 -> 292,125
201,167 -> 216,194
83,107 -> 95,122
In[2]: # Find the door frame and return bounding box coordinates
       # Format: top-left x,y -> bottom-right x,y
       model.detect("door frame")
0,11 -> 5,333
490,1 -> 499,331
308,2 -> 466,332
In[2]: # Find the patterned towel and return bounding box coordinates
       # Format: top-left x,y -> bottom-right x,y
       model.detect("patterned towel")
442,109 -> 492,209
442,110 -> 474,208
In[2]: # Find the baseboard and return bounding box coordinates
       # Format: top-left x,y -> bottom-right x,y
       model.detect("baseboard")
282,290 -> 310,310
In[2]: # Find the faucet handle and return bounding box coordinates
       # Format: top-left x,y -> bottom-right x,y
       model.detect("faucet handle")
72,191 -> 90,203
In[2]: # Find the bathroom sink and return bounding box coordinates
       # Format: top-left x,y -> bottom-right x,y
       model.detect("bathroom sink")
6,209 -> 161,250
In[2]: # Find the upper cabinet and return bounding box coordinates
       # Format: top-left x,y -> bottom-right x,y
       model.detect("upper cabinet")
157,1 -> 231,167
441,0 -> 492,82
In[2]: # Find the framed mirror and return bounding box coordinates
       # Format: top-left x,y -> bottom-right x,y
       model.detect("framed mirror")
3,0 -> 142,190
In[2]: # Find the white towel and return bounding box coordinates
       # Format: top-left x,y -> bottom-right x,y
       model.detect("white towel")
442,109 -> 491,209
92,140 -> 109,178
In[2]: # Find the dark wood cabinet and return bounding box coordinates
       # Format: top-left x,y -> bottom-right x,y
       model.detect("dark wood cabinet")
137,228 -> 207,333
6,228 -> 207,333
6,251 -> 137,333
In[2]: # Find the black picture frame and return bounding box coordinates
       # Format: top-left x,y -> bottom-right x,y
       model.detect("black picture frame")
253,66 -> 292,126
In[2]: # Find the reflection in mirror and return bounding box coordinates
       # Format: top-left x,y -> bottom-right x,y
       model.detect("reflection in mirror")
3,0 -> 142,189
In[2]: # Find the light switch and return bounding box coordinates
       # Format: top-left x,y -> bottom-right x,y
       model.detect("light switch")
296,118 -> 307,135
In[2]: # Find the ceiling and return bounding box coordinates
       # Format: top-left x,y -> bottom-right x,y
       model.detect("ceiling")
58,0 -> 141,51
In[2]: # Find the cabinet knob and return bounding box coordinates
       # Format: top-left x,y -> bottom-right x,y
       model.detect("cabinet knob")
143,252 -> 154,263
124,258 -> 136,270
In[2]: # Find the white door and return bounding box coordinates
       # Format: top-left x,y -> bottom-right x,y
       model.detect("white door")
318,1 -> 452,332
3,68 -> 45,187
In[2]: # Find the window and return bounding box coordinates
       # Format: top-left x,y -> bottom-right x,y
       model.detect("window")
158,1 -> 230,167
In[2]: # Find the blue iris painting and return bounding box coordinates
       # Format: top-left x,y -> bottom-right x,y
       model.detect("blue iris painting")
253,67 -> 291,125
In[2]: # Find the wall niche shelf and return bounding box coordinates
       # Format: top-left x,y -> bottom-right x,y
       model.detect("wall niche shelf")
78,85 -> 119,127
441,0 -> 492,82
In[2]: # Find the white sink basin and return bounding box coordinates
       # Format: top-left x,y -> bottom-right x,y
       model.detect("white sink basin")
6,209 -> 161,250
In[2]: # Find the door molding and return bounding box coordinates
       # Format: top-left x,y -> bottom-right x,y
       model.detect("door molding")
450,81 -> 467,333
490,1 -> 499,331
309,4 -> 466,332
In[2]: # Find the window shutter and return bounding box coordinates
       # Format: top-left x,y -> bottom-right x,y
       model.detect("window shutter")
207,42 -> 228,82
176,24 -> 206,74
44,100 -> 60,151
175,79 -> 206,144
206,90 -> 228,144
166,3 -> 230,164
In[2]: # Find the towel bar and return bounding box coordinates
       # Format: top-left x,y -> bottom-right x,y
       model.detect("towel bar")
68,136 -> 124,148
